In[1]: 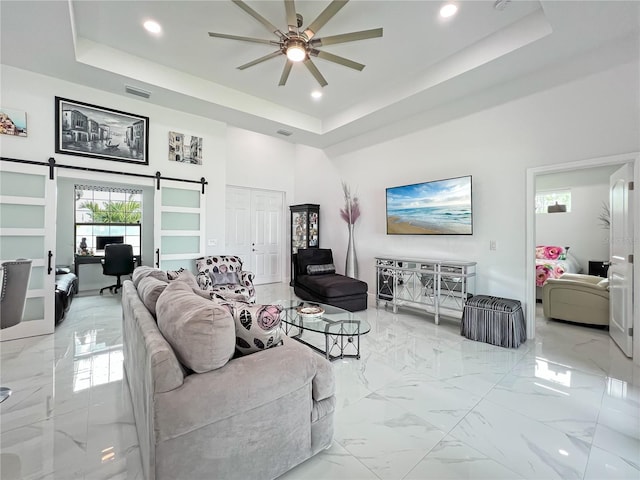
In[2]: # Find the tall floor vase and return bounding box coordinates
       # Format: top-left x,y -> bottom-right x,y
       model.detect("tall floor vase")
345,223 -> 358,278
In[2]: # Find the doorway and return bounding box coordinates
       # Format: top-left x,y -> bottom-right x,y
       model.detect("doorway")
226,186 -> 284,285
525,152 -> 639,361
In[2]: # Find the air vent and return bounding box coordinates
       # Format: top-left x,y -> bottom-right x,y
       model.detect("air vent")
276,129 -> 293,137
125,85 -> 151,99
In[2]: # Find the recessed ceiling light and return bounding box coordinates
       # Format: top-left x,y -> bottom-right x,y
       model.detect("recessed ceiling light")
440,3 -> 458,18
143,20 -> 162,35
311,91 -> 322,99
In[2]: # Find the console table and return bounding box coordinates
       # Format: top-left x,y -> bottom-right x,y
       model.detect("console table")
375,256 -> 476,324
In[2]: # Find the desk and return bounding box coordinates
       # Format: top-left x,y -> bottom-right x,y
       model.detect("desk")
74,255 -> 141,287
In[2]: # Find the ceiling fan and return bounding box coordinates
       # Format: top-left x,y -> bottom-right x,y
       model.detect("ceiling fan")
208,0 -> 383,87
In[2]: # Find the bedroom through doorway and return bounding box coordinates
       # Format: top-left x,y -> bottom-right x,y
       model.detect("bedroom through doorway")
526,152 -> 638,361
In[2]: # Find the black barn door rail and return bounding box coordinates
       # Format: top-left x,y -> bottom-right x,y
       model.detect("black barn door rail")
0,156 -> 208,194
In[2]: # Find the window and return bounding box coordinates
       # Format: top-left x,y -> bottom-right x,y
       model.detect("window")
535,190 -> 571,214
75,184 -> 142,255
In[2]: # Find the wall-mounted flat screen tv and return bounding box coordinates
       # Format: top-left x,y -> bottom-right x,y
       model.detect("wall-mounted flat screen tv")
386,175 -> 473,235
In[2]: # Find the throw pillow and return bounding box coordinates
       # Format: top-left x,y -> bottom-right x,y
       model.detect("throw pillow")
210,271 -> 240,286
156,281 -> 235,373
166,267 -> 185,280
137,276 -> 168,318
536,246 -> 567,261
219,300 -> 283,356
597,278 -> 610,290
307,263 -> 336,275
170,268 -> 200,290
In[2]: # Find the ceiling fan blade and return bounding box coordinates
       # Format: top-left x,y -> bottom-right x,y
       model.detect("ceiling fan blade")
232,0 -> 284,37
312,50 -> 364,71
237,51 -> 283,70
303,59 -> 328,87
304,0 -> 348,40
310,28 -> 383,47
279,60 -> 293,86
208,32 -> 277,46
284,0 -> 297,31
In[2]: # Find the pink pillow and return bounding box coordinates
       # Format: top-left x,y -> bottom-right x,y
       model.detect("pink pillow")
535,245 -> 567,260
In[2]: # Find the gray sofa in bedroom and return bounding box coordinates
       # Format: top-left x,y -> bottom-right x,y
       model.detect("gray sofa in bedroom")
122,267 -> 336,480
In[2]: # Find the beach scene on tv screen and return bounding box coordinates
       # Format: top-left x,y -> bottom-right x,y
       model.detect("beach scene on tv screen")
387,176 -> 472,235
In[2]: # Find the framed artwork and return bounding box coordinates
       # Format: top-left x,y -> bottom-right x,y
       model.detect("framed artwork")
0,108 -> 27,137
55,97 -> 149,165
169,131 -> 203,165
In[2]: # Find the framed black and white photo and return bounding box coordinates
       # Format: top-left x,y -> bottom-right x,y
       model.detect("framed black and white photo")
55,97 -> 149,165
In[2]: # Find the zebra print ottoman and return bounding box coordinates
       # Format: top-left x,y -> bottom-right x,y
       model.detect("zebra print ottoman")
461,295 -> 526,348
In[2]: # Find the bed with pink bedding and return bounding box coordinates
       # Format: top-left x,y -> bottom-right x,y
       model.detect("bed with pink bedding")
535,245 -> 581,287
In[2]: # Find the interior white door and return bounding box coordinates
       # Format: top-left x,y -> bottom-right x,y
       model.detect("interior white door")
251,190 -> 283,284
609,163 -> 634,357
0,162 -> 56,341
226,186 -> 283,285
154,180 -> 205,272
225,186 -> 252,264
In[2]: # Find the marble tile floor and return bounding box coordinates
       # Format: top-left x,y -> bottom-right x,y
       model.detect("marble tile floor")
0,282 -> 638,480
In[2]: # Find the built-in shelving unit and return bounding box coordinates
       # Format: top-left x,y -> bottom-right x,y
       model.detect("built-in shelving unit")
375,256 -> 476,324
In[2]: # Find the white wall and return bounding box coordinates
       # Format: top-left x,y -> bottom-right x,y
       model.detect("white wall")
535,166 -> 618,273
0,65 -> 297,289
2,59 -> 638,305
225,127 -> 297,281
294,61 -> 639,313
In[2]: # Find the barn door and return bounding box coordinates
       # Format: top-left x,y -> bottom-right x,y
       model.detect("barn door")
154,180 -> 205,273
0,162 -> 56,340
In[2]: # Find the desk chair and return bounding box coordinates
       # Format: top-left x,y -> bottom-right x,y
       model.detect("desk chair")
0,259 -> 32,403
100,244 -> 135,295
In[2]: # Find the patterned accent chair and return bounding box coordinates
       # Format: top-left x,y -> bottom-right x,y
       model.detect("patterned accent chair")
194,255 -> 256,303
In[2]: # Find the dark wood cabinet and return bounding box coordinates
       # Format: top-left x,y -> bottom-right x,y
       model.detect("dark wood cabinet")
289,204 -> 319,284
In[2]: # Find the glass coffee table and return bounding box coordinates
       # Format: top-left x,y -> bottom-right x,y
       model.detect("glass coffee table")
275,299 -> 370,361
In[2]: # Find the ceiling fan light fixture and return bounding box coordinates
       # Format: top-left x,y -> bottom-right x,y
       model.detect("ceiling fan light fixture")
311,90 -> 322,99
208,0 -> 383,87
286,40 -> 307,62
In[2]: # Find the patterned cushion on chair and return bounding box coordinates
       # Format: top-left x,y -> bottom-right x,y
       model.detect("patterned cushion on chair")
195,256 -> 256,303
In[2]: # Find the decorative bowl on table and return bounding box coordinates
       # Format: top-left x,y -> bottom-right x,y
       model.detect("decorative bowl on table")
296,305 -> 325,318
